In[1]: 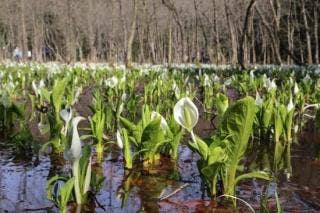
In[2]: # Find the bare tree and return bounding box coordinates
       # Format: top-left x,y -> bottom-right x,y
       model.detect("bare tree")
0,0 -> 317,65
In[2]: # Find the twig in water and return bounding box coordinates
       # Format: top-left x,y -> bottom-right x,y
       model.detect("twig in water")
217,194 -> 255,213
24,205 -> 54,212
95,196 -> 106,211
159,183 -> 189,201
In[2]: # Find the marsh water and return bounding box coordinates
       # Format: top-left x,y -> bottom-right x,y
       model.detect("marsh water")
0,129 -> 320,213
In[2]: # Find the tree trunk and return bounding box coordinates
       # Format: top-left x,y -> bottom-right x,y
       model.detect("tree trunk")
126,0 -> 138,67
224,0 -> 238,64
315,0 -> 319,64
20,0 -> 28,60
88,1 -> 97,62
256,5 -> 282,64
302,0 -> 313,64
193,0 -> 200,63
161,0 -> 185,62
168,15 -> 172,65
239,0 -> 256,68
287,0 -> 294,64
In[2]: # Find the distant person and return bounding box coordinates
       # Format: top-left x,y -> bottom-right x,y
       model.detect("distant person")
13,46 -> 22,62
27,50 -> 32,61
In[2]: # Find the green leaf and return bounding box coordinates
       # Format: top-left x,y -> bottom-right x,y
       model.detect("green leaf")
262,97 -> 274,128
141,118 -> 165,155
275,191 -> 284,213
215,93 -> 229,116
218,96 -> 256,196
208,146 -> 226,165
235,171 -> 270,185
51,78 -> 68,123
201,162 -> 223,196
59,177 -> 75,209
47,175 -> 67,201
40,88 -> 51,102
220,96 -> 256,162
189,135 -> 209,160
79,145 -> 91,198
122,128 -> 133,169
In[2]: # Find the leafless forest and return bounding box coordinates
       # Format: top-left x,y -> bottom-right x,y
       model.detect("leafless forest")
0,0 -> 319,66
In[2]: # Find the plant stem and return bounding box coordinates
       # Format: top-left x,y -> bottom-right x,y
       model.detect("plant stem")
72,159 -> 81,204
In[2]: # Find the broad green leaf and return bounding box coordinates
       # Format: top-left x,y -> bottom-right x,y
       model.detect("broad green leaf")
51,78 -> 68,124
59,177 -> 75,208
141,118 -> 165,159
235,171 -> 270,185
189,135 -> 209,160
215,93 -> 229,117
220,96 -> 256,161
219,96 -> 256,196
122,128 -> 133,169
262,97 -> 274,128
208,146 -> 226,165
201,162 -> 223,196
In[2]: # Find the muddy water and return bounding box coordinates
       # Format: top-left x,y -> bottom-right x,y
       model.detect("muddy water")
0,133 -> 320,212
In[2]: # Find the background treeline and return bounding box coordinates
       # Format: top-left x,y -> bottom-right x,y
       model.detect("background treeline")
0,0 -> 319,66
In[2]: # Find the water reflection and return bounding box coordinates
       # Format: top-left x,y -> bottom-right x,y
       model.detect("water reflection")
1,139 -> 319,212
0,141 -> 52,212
117,169 -> 173,213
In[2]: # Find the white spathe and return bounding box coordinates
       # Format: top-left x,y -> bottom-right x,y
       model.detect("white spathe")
294,82 -> 299,95
116,130 -> 123,149
204,74 -> 211,87
255,92 -> 263,106
250,70 -> 255,79
65,116 -> 85,162
60,108 -> 73,125
266,78 -> 277,92
287,97 -> 294,112
32,79 -> 45,96
151,111 -> 169,130
174,97 -> 199,132
105,76 -> 119,88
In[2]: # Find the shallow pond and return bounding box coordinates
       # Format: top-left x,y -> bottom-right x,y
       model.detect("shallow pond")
1,130 -> 320,213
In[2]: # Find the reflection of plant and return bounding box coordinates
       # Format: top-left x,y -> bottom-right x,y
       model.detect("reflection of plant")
175,97 -> 270,203
116,171 -> 138,208
10,127 -> 37,153
116,170 -> 171,212
273,97 -> 295,175
90,166 -> 105,194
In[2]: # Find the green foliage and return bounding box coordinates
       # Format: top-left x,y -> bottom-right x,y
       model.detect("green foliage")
119,104 -> 183,167
89,90 -> 106,158
215,93 -> 229,119
191,97 -> 270,200
50,78 -> 68,134
47,176 -> 75,213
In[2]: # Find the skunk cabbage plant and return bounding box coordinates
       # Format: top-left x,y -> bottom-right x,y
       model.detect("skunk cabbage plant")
64,116 -> 92,205
187,97 -> 270,202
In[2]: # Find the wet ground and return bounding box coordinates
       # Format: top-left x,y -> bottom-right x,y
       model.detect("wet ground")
1,129 -> 320,213
1,87 -> 320,212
